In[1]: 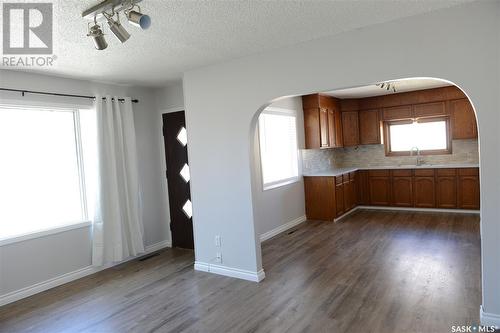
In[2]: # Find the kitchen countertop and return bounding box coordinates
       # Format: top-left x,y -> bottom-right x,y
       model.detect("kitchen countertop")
303,164 -> 480,177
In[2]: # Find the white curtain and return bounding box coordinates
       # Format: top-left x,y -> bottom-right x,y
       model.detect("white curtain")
92,96 -> 145,266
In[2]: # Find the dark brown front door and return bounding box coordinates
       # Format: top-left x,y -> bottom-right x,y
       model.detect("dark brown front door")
162,111 -> 194,249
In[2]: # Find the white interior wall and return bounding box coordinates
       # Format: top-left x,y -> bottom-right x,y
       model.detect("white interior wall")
251,97 -> 306,238
0,70 -> 169,299
182,0 -> 500,321
153,84 -> 306,241
155,83 -> 185,111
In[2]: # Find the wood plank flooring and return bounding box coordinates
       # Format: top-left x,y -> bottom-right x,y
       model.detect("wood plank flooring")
0,210 -> 481,332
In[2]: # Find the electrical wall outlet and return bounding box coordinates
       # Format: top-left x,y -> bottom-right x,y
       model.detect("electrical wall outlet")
215,252 -> 222,263
215,235 -> 221,247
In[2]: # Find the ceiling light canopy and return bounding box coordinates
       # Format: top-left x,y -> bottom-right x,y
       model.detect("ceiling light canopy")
376,81 -> 397,93
83,0 -> 151,50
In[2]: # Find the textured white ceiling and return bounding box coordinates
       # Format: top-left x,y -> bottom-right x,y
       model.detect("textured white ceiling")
1,0 -> 473,87
325,78 -> 452,99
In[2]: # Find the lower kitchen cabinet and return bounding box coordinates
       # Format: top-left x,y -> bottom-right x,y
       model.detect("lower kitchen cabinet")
414,176 -> 436,208
343,173 -> 356,212
368,170 -> 391,206
436,169 -> 457,208
304,167 -> 479,222
349,173 -> 357,210
391,172 -> 413,207
458,168 -> 480,209
356,170 -> 369,205
335,176 -> 345,217
304,172 -> 357,221
304,177 -> 335,220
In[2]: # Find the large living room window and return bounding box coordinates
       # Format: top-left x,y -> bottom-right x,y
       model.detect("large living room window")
258,107 -> 299,190
0,104 -> 90,241
385,117 -> 451,156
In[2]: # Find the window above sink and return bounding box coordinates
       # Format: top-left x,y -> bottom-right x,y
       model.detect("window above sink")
384,116 -> 451,156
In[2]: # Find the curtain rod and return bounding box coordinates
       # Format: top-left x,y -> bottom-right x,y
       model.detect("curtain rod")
0,88 -> 139,103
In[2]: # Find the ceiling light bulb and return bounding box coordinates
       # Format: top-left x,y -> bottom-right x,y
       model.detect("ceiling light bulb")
126,10 -> 151,30
87,24 -> 107,50
106,14 -> 130,43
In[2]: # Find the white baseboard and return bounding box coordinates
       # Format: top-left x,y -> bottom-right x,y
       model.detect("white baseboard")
0,239 -> 171,307
357,205 -> 480,214
480,306 -> 500,328
0,265 -> 97,307
145,239 -> 172,253
334,207 -> 360,222
194,261 -> 265,282
260,215 -> 306,242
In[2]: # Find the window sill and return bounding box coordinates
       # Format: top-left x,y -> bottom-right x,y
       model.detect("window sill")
0,221 -> 92,247
263,177 -> 301,191
386,149 -> 452,157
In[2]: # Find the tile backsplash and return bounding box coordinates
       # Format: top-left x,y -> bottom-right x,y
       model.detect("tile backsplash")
301,139 -> 479,174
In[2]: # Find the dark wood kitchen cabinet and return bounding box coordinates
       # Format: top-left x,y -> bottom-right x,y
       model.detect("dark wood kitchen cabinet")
329,109 -> 343,148
382,105 -> 412,121
413,169 -> 436,208
342,111 -> 360,147
413,101 -> 447,118
304,171 -> 358,221
335,175 -> 345,217
319,108 -> 329,148
356,170 -> 370,205
302,94 -> 343,149
368,170 -> 391,206
436,169 -> 457,208
391,170 -> 413,207
303,107 -> 321,149
457,168 -> 480,209
358,109 -> 380,145
304,87 -> 477,150
343,173 -> 356,212
450,98 -> 477,139
304,167 -> 479,222
303,177 -> 335,220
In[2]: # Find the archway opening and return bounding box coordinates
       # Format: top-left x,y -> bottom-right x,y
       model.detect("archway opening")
249,77 -> 481,331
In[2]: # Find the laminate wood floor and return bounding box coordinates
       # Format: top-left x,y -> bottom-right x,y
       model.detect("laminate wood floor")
0,210 -> 481,333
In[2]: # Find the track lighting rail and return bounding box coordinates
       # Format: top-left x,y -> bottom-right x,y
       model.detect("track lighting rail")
82,0 -> 143,20
0,88 -> 139,103
83,0 -> 150,50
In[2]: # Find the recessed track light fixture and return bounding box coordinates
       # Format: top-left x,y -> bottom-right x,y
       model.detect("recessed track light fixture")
83,0 -> 151,50
87,17 -> 108,50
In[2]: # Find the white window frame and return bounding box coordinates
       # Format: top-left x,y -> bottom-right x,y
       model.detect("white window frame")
0,101 -> 92,245
258,106 -> 301,191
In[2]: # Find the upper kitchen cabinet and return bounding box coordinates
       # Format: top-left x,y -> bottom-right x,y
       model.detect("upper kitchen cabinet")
302,94 -> 343,149
342,111 -> 360,146
358,109 -> 381,144
413,101 -> 447,118
382,102 -> 447,121
450,98 -> 478,139
382,105 -> 412,121
303,86 -> 476,150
